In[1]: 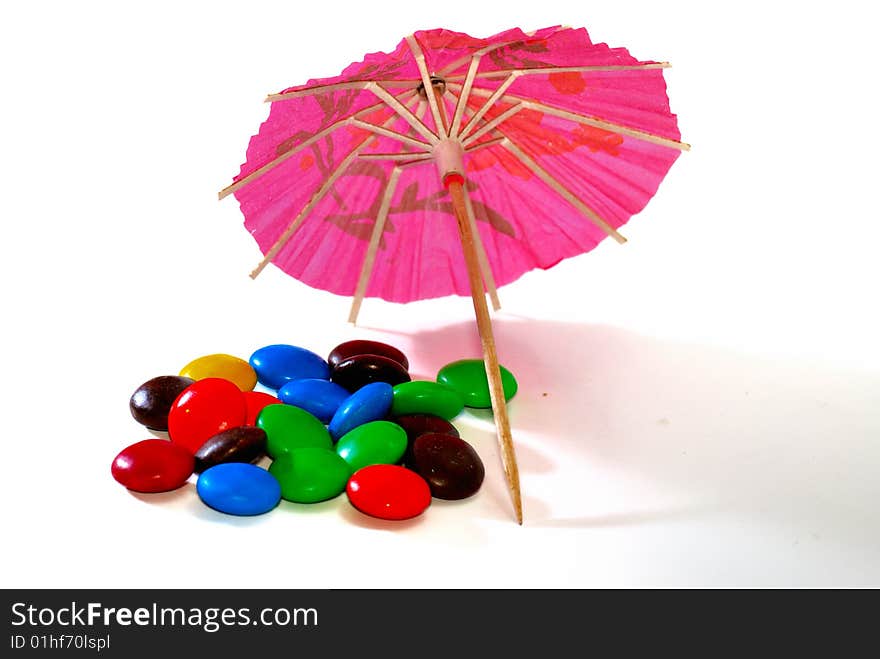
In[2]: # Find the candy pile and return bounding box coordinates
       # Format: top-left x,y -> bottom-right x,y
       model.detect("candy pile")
112,340 -> 517,521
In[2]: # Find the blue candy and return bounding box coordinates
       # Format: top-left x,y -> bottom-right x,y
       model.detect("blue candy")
196,463 -> 281,516
328,382 -> 393,441
249,344 -> 330,390
278,378 -> 350,424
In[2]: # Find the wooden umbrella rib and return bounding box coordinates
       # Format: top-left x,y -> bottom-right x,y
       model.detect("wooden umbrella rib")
218,92 -> 416,200
249,104 -> 415,279
405,35 -> 445,138
266,78 -> 417,102
350,119 -> 432,150
447,62 -> 671,81
461,104 -> 523,148
366,82 -> 438,144
464,136 -> 505,153
449,54 -> 482,138
437,39 -> 527,76
358,152 -> 432,161
457,74 -> 519,141
452,82 -> 691,151
349,167 -> 402,324
501,137 -> 627,244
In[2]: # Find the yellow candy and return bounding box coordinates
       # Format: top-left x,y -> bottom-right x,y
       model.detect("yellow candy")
179,354 -> 257,392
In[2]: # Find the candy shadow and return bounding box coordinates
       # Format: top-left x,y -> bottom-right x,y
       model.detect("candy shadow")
185,496 -> 278,526
276,497 -> 344,515
338,502 -> 428,531
525,506 -> 703,529
368,318 -> 880,556
129,483 -> 194,505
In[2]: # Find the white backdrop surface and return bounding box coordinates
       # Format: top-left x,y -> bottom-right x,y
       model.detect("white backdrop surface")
1,0 -> 877,588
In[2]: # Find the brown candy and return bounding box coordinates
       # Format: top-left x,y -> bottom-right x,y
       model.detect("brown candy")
393,414 -> 460,468
330,354 -> 411,393
129,375 -> 195,431
327,340 -> 409,371
193,426 -> 267,473
410,433 -> 484,500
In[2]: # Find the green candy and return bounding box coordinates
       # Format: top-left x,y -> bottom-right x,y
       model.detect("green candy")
437,359 -> 518,409
269,449 -> 351,503
335,421 -> 407,472
391,381 -> 464,420
256,404 -> 332,458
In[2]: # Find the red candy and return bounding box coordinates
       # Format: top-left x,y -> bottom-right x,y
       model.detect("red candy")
242,390 -> 279,426
346,464 -> 431,520
111,439 -> 194,493
168,378 -> 247,454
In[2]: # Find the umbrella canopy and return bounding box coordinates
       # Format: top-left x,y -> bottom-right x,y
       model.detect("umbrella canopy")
222,26 -> 686,303
221,25 -> 687,523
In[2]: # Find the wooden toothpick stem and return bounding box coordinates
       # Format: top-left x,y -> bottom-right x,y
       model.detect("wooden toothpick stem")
449,179 -> 522,524
431,85 -> 521,523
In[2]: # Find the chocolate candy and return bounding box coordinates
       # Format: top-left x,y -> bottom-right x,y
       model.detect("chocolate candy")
193,426 -> 267,473
328,382 -> 393,441
129,375 -> 194,431
437,359 -> 517,408
196,463 -> 281,516
328,340 -> 409,371
249,344 -> 330,390
256,404 -> 332,457
111,439 -> 195,493
179,353 -> 257,392
410,433 -> 485,500
269,449 -> 352,503
335,420 -> 407,472
391,381 -> 464,420
331,354 -> 411,393
167,378 -> 247,454
278,378 -> 349,423
346,464 -> 431,520
393,414 -> 460,468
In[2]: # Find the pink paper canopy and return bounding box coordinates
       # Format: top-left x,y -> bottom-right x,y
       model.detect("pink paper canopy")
225,26 -> 685,303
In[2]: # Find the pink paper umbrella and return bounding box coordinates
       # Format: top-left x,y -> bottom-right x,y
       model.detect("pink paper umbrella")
220,26 -> 688,523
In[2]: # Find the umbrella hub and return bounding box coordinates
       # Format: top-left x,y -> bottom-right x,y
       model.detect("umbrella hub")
432,138 -> 465,187
416,75 -> 446,98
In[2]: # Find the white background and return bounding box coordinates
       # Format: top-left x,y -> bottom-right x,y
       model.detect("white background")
2,0 -> 877,588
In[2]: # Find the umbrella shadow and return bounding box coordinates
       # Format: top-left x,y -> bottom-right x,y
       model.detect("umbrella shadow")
367,317 -> 880,550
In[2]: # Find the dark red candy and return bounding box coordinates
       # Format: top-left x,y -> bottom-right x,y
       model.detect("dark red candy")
330,354 -> 411,393
167,378 -> 247,454
242,391 -> 279,426
193,426 -> 267,473
328,340 -> 409,371
410,433 -> 484,500
393,414 -> 460,468
346,464 -> 431,520
129,375 -> 194,431
111,439 -> 195,493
